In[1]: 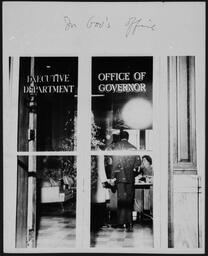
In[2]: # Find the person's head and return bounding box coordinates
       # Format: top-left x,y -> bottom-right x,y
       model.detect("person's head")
120,130 -> 129,141
142,155 -> 152,168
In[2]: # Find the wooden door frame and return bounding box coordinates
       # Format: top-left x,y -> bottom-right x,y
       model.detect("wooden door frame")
152,56 -> 169,248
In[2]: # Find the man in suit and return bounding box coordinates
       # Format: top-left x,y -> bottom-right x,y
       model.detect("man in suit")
110,130 -> 141,232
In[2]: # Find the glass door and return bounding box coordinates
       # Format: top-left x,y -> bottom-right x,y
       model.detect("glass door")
90,56 -> 158,248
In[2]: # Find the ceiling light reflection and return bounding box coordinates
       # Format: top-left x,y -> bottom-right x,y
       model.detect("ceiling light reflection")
121,98 -> 152,129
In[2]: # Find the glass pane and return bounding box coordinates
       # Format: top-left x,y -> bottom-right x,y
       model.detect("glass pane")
90,154 -> 153,248
16,155 -> 77,248
17,57 -> 78,151
91,57 -> 153,151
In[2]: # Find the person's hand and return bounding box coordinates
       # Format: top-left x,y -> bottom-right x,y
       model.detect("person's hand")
110,178 -> 116,185
102,181 -> 115,189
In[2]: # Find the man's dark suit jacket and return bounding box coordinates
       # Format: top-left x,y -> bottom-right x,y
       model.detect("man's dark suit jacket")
110,139 -> 140,184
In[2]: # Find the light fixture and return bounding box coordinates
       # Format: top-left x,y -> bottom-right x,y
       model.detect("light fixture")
121,98 -> 152,129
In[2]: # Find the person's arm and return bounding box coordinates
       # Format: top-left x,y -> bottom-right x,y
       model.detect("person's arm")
133,166 -> 139,177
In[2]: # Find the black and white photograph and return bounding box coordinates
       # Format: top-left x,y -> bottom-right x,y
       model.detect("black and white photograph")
3,2 -> 205,254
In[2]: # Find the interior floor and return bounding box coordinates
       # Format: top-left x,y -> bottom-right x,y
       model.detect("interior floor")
91,219 -> 153,248
36,200 -> 76,248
